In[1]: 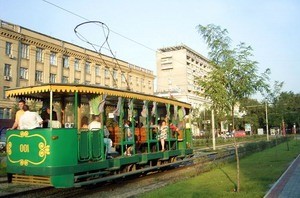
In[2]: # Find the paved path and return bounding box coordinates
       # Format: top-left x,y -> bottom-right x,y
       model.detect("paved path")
265,154 -> 300,198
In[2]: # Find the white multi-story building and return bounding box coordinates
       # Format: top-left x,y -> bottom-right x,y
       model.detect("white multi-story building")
156,44 -> 211,108
156,45 -> 212,136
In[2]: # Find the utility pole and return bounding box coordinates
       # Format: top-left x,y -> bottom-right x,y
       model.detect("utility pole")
265,102 -> 269,141
211,109 -> 216,150
245,103 -> 269,141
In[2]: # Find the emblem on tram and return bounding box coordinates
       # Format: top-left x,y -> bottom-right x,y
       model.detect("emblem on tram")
7,131 -> 51,166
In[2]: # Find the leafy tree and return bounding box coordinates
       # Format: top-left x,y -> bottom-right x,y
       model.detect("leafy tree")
273,92 -> 300,130
263,81 -> 284,129
236,98 -> 263,133
196,24 -> 270,128
196,24 -> 270,192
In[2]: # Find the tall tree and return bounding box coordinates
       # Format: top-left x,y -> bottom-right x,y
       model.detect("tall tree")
274,91 -> 300,129
262,81 -> 284,129
196,24 -> 270,192
197,24 -> 270,126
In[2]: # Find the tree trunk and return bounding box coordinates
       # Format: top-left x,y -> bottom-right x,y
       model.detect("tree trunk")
232,104 -> 240,192
234,137 -> 240,192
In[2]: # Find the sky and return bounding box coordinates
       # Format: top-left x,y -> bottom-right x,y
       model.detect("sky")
1,0 -> 300,96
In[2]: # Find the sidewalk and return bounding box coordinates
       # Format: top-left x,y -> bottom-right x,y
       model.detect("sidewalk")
265,154 -> 300,198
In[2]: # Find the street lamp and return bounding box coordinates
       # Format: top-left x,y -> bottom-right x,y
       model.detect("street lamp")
265,102 -> 269,141
211,109 -> 215,150
245,103 -> 269,141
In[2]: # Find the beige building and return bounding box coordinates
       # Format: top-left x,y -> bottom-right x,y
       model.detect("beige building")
156,44 -> 211,108
156,45 -> 212,136
0,20 -> 155,119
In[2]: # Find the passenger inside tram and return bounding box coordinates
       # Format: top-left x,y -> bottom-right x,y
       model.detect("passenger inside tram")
158,120 -> 168,152
81,116 -> 89,129
40,106 -> 58,128
88,114 -> 102,130
124,120 -> 133,156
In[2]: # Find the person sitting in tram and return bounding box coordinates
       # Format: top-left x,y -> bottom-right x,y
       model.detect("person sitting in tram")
41,106 -> 58,128
169,122 -> 179,138
89,115 -> 114,156
81,116 -> 89,129
88,114 -> 101,130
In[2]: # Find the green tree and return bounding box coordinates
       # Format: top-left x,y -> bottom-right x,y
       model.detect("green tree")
263,81 -> 284,129
196,24 -> 270,192
236,98 -> 263,133
196,24 -> 270,128
273,92 -> 300,130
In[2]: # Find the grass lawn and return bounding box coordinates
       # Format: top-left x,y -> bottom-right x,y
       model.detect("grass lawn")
140,139 -> 300,198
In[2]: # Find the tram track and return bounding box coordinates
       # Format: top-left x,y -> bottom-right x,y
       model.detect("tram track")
0,144 -> 238,197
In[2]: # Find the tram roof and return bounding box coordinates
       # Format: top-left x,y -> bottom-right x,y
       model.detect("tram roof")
5,83 -> 191,108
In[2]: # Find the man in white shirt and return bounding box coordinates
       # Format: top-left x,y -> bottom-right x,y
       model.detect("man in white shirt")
19,105 -> 43,130
88,115 -> 114,155
88,114 -> 102,130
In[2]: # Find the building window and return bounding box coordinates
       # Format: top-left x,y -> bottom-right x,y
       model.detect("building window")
62,56 -> 69,68
0,108 -> 3,119
62,76 -> 68,83
20,67 -> 28,79
50,52 -> 57,65
85,62 -> 91,74
6,42 -> 12,55
0,108 -> 10,119
36,48 -> 43,62
104,68 -> 110,79
129,75 -> 132,84
85,81 -> 90,85
148,80 -> 152,89
35,71 -> 43,82
4,64 -> 11,78
50,73 -> 56,83
136,77 -> 139,86
161,63 -> 173,70
3,86 -> 10,99
113,70 -> 117,81
141,79 -> 145,87
74,58 -> 80,71
74,78 -> 80,84
95,65 -> 100,76
121,72 -> 126,83
21,43 -> 29,59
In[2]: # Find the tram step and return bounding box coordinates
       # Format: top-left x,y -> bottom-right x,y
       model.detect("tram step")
107,166 -> 120,171
74,171 -> 109,180
137,161 -> 148,165
160,157 -> 169,161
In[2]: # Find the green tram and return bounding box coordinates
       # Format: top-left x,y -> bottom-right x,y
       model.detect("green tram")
5,84 -> 193,188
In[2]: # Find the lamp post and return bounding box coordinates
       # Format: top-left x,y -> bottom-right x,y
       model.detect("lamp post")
265,102 -> 269,141
211,109 -> 216,150
245,103 -> 269,141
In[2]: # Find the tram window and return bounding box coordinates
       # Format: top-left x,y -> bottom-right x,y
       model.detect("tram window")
64,103 -> 74,128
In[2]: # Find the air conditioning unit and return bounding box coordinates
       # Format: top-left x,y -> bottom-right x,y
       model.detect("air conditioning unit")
9,54 -> 14,59
4,76 -> 11,81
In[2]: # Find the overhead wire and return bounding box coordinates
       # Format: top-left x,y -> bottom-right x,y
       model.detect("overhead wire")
41,0 -> 208,92
42,0 -> 156,52
41,0 -> 191,67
